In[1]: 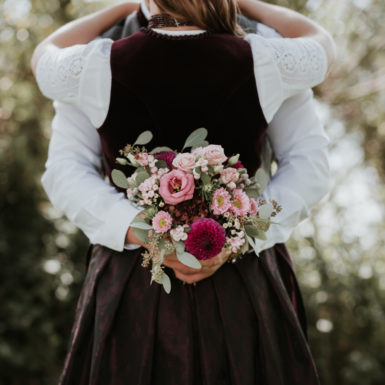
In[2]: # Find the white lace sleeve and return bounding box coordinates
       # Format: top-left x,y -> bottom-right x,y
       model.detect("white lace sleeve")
36,38 -> 113,127
256,23 -> 282,38
244,33 -> 328,123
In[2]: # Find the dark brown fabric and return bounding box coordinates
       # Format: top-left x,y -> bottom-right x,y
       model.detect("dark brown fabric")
59,244 -> 319,384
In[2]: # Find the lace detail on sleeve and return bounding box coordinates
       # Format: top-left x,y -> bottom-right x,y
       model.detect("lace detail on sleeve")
244,33 -> 328,123
36,38 -> 113,127
256,23 -> 282,39
266,37 -> 327,92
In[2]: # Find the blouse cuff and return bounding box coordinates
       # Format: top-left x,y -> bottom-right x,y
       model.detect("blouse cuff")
93,199 -> 144,252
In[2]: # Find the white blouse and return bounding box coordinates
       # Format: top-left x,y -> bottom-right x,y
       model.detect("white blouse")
36,30 -> 328,127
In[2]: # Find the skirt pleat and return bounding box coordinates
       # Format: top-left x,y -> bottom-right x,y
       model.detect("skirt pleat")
58,243 -> 320,385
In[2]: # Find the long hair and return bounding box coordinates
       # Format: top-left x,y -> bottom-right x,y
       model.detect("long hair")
152,0 -> 245,37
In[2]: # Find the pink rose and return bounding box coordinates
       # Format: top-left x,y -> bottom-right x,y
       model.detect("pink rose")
203,145 -> 228,166
220,167 -> 239,185
159,169 -> 195,205
172,153 -> 196,173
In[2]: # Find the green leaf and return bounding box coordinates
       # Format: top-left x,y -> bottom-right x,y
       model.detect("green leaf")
136,169 -> 151,185
254,231 -> 267,241
159,238 -> 172,252
176,251 -> 202,269
246,235 -> 260,257
258,203 -> 274,219
192,140 -> 209,149
150,146 -> 174,154
183,128 -> 208,150
244,223 -> 260,238
244,188 -> 259,200
111,169 -> 129,189
133,227 -> 149,244
254,168 -> 269,194
172,240 -> 185,254
161,272 -> 171,294
132,215 -> 148,224
134,130 -> 153,146
116,157 -> 129,165
200,173 -> 211,185
130,222 -> 153,230
155,160 -> 168,169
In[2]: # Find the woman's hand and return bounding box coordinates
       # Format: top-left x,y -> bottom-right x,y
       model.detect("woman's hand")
162,247 -> 233,285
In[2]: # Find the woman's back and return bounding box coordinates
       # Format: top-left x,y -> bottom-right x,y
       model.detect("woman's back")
99,27 -> 267,179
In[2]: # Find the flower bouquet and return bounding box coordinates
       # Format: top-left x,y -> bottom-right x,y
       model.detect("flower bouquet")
111,128 -> 281,293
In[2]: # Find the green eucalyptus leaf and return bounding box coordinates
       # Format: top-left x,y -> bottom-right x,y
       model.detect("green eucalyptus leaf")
111,169 -> 129,189
134,130 -> 153,146
133,227 -> 149,244
116,157 -> 129,166
244,188 -> 259,200
200,173 -> 211,185
155,160 -> 168,169
172,240 -> 185,254
132,215 -> 147,224
136,169 -> 151,185
150,146 -> 174,154
254,168 -> 269,194
130,222 -> 153,230
161,272 -> 171,294
246,235 -> 260,257
258,203 -> 274,219
244,223 -> 260,238
176,251 -> 202,269
254,230 -> 267,241
192,140 -> 209,150
183,127 -> 208,150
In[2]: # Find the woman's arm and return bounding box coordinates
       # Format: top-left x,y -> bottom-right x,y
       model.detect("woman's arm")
238,0 -> 336,67
31,2 -> 140,75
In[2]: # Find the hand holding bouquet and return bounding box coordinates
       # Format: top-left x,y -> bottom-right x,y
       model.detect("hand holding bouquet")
112,128 -> 281,293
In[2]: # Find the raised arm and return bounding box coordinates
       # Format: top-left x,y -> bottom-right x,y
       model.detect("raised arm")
31,2 -> 139,74
238,0 -> 336,67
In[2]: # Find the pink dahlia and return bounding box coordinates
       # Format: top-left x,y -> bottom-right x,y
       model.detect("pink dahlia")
185,218 -> 226,260
211,187 -> 232,215
230,189 -> 251,217
152,210 -> 173,233
154,151 -> 176,169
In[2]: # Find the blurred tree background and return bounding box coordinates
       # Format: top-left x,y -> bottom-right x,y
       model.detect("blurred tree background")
0,0 -> 384,384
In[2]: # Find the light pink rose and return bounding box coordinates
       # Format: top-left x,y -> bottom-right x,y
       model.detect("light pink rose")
172,153 -> 196,173
220,167 -> 239,185
203,145 -> 228,166
191,147 -> 205,157
159,169 -> 195,205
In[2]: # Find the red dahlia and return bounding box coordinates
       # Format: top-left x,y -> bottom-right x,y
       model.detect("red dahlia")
185,218 -> 226,260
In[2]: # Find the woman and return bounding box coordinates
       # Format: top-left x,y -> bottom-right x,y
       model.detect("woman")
32,0 -> 335,384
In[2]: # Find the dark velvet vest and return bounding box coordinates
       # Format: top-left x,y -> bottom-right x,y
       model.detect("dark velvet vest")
98,27 -> 268,186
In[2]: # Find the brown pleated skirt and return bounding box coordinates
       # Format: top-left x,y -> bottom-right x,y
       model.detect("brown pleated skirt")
58,242 -> 320,385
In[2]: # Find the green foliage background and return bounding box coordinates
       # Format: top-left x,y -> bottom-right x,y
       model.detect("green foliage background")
0,0 -> 384,384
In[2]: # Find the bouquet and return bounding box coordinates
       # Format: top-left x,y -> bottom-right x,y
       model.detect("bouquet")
111,128 -> 281,293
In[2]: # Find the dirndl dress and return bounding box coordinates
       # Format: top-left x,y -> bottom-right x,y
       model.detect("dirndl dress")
57,242 -> 320,385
